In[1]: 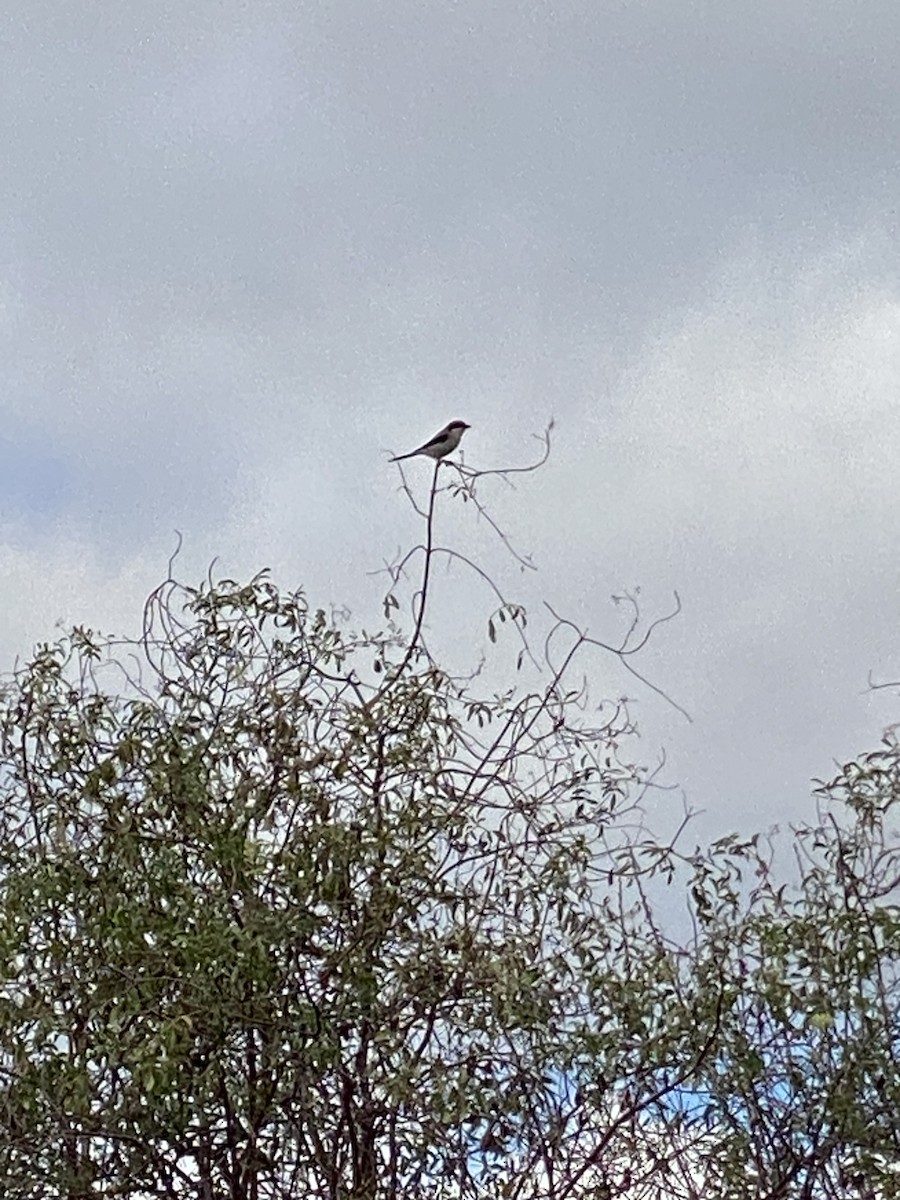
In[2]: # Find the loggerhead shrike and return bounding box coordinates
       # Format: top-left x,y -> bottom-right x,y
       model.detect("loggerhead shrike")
390,420 -> 471,463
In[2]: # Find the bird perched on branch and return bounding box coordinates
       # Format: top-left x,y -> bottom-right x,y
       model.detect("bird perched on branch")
390,420 -> 471,463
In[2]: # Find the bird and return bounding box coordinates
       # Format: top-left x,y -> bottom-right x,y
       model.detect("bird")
390,420 -> 471,463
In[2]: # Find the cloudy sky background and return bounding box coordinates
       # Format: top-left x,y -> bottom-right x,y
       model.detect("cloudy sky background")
3,0 -> 900,843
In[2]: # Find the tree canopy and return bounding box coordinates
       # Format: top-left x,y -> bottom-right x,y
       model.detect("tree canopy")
0,459 -> 898,1199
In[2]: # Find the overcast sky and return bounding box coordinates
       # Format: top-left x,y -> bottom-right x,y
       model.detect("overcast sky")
3,0 -> 900,843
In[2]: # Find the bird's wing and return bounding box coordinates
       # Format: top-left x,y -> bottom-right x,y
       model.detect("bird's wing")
417,428 -> 451,453
391,425 -> 453,461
